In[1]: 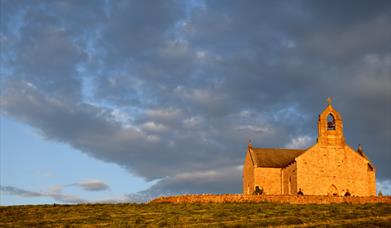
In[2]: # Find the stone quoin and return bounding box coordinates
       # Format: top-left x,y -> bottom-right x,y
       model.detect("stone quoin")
242,99 -> 376,196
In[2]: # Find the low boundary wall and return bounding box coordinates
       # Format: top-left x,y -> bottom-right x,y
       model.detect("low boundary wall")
150,194 -> 391,204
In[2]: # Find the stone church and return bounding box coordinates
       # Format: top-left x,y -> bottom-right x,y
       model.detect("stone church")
242,99 -> 376,196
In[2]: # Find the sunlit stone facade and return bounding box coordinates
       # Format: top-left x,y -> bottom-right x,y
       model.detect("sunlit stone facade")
243,100 -> 376,196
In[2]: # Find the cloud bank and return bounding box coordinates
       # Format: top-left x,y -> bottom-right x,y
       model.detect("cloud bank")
0,185 -> 86,204
1,0 -> 390,197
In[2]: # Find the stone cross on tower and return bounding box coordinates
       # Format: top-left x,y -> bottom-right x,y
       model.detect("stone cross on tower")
248,139 -> 252,149
327,97 -> 332,105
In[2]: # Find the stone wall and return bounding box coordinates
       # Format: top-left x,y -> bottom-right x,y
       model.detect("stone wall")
150,194 -> 391,204
368,167 -> 376,196
254,167 -> 281,195
282,162 -> 297,195
242,151 -> 254,194
296,144 -> 376,196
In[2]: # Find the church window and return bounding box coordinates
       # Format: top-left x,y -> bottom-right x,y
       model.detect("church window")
327,113 -> 336,130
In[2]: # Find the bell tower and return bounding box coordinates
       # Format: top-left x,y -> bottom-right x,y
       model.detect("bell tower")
317,98 -> 345,147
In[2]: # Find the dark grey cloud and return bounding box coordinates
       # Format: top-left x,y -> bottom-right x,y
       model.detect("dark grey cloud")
1,0 -> 390,197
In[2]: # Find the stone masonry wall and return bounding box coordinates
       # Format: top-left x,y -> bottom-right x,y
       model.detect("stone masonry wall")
150,194 -> 391,204
254,167 -> 281,195
296,144 -> 376,196
282,162 -> 297,195
242,151 -> 254,194
368,168 -> 376,196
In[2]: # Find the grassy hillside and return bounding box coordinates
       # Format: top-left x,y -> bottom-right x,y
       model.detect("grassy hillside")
1,202 -> 390,227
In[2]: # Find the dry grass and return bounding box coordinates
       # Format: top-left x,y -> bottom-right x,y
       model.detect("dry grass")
1,202 -> 390,227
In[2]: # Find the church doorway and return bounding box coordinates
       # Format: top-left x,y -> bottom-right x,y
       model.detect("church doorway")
328,184 -> 338,196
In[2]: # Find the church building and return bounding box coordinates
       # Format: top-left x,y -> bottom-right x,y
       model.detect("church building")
242,99 -> 376,196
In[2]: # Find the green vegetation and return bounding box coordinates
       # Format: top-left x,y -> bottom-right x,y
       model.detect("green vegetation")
1,202 -> 390,227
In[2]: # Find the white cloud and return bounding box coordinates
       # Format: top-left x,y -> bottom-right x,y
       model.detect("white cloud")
111,109 -> 131,126
145,108 -> 182,121
145,134 -> 161,143
234,125 -> 270,133
377,179 -> 391,196
141,121 -> 169,133
238,110 -> 254,118
183,116 -> 203,128
282,39 -> 295,48
196,50 -> 208,60
159,39 -> 189,57
175,87 -> 226,112
72,179 -> 110,191
285,135 -> 313,149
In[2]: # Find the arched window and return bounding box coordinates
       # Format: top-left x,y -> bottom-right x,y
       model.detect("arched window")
327,113 -> 336,130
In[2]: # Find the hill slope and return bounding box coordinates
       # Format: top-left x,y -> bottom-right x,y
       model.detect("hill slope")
1,202 -> 391,227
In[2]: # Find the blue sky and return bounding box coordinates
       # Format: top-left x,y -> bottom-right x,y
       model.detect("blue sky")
1,0 -> 390,204
1,117 -> 156,205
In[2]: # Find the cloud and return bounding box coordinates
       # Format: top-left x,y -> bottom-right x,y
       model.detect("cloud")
145,108 -> 183,122
1,179 -> 110,204
285,136 -> 313,149
140,166 -> 242,197
0,184 -> 151,204
1,0 -> 390,197
0,185 -> 86,204
141,122 -> 169,133
376,179 -> 391,196
234,125 -> 270,133
0,186 -> 43,198
71,179 -> 110,191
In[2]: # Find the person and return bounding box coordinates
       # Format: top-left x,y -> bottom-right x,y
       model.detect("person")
344,190 -> 351,197
297,188 -> 304,196
253,186 -> 263,195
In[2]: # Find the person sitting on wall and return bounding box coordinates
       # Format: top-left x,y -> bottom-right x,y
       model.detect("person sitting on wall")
253,186 -> 263,195
344,190 -> 351,197
297,188 -> 304,196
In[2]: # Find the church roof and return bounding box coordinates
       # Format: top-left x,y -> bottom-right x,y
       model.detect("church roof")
251,148 -> 305,168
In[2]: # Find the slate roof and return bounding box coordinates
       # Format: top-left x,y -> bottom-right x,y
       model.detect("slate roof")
251,148 -> 306,168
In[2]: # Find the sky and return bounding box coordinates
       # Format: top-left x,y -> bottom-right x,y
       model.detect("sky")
0,0 -> 390,205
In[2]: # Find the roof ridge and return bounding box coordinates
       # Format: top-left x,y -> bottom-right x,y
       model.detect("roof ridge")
252,147 -> 306,168
253,147 -> 306,151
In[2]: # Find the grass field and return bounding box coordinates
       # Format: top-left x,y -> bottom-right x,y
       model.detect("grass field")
1,202 -> 391,227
